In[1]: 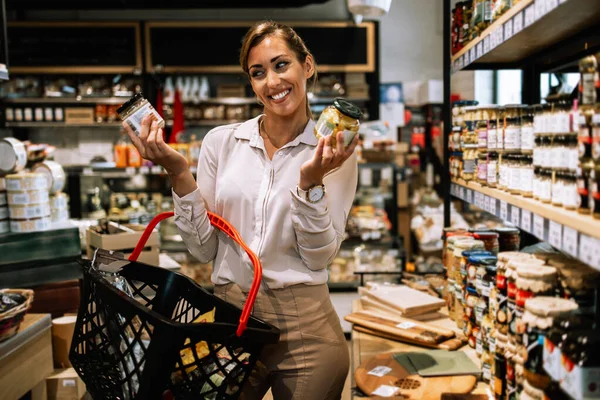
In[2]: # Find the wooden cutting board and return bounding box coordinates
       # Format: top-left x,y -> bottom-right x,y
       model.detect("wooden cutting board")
353,326 -> 466,351
355,353 -> 478,400
362,284 -> 446,316
345,312 -> 455,346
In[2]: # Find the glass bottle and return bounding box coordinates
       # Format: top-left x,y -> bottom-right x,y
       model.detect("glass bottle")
114,129 -> 129,168
488,152 -> 498,188
579,54 -> 598,106
521,154 -> 534,198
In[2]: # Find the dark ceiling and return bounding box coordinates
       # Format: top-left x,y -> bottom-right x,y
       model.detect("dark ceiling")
7,0 -> 331,10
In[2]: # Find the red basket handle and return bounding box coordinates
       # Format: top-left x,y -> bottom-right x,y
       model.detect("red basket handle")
128,211 -> 261,337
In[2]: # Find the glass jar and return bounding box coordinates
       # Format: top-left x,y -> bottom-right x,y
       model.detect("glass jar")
563,172 -> 579,210
559,330 -> 600,398
462,148 -> 478,181
540,169 -> 553,203
552,171 -> 565,207
579,54 -> 598,106
541,136 -> 552,169
488,118 -> 498,152
314,98 -> 362,147
506,349 -> 517,400
495,227 -> 521,252
497,106 -> 506,155
593,164 -> 600,219
465,285 -> 480,325
523,297 -> 579,391
578,108 -> 593,162
554,261 -> 600,315
521,154 -> 534,197
473,255 -> 497,297
533,167 -> 542,200
463,106 -> 478,147
508,155 -> 522,195
592,110 -> 600,162
521,108 -> 535,154
116,93 -> 165,135
472,231 -> 499,255
477,106 -> 489,152
495,350 -> 507,399
567,134 -> 579,172
499,154 -> 509,191
477,152 -> 488,185
482,348 -> 494,384
504,114 -> 522,153
488,152 -> 498,187
458,245 -> 488,285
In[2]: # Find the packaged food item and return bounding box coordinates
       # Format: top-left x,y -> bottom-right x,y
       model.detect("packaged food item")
522,297 -> 578,390
0,137 -> 27,174
10,217 -> 51,233
314,98 -> 362,148
116,93 -> 165,136
5,173 -> 49,192
7,189 -> 50,205
31,161 -> 66,194
477,152 -> 488,185
488,152 -> 498,187
51,207 -> 70,222
579,54 -> 598,106
51,193 -> 69,210
495,227 -> 520,252
8,203 -> 51,220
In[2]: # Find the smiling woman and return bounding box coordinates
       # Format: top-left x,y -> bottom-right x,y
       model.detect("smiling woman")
122,20 -> 359,400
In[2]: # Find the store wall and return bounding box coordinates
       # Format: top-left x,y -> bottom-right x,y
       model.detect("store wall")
379,0 -> 444,83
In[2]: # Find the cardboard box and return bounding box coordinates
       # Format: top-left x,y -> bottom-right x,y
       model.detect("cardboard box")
64,108 -> 94,124
47,368 -> 86,400
86,223 -> 160,266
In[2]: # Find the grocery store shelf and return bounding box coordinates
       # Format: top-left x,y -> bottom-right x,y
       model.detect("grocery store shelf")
165,119 -> 243,127
452,0 -> 600,70
5,122 -> 122,128
2,97 -> 129,105
451,178 -> 600,270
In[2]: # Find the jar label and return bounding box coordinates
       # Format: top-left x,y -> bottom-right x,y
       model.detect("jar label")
514,305 -> 525,344
475,304 -> 486,324
507,281 -> 517,299
478,162 -> 488,180
476,336 -> 483,356
488,128 -> 497,149
496,292 -> 508,326
464,159 -> 476,174
315,118 -> 335,138
544,337 -> 561,381
560,357 -> 600,399
505,127 -> 521,150
478,128 -> 488,148
520,167 -> 534,193
488,160 -> 497,184
521,126 -> 534,150
497,273 -> 507,290
581,72 -> 598,105
507,299 -> 517,337
480,280 -> 491,297
541,179 -> 552,201
483,362 -> 492,382
123,102 -> 165,136
489,336 -> 496,353
508,167 -> 520,191
516,288 -> 534,307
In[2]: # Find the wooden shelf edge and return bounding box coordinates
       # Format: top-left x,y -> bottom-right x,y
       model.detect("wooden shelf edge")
451,178 -> 600,240
451,0 -> 533,63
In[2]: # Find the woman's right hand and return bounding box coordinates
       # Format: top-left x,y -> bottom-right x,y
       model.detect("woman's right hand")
122,115 -> 189,177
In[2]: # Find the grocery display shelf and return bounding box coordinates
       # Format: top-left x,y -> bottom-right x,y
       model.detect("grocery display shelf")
5,121 -> 122,128
451,0 -> 600,71
451,178 -> 600,270
165,119 -> 243,127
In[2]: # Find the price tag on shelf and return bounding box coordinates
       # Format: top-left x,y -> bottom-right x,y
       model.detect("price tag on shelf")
510,206 -> 520,227
490,30 -> 497,49
533,214 -> 545,239
484,36 -> 490,53
484,196 -> 491,213
562,226 -> 578,258
125,167 -> 136,176
504,20 -> 514,41
497,28 -> 504,46
549,221 -> 563,249
536,0 -> 547,19
460,187 -> 466,200
513,12 -> 524,34
525,5 -> 536,26
139,166 -> 149,175
521,210 -> 532,233
580,235 -> 595,266
547,0 -> 558,12
477,42 -> 483,59
500,201 -> 508,221
489,198 -> 497,216
466,190 -> 473,204
471,48 -> 476,63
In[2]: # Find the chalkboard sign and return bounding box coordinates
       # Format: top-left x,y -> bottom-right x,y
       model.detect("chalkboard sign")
146,22 -> 375,73
8,22 -> 142,74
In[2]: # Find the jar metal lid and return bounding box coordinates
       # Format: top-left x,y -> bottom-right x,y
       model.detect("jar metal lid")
462,249 -> 493,258
468,255 -> 498,265
467,286 -> 478,295
524,296 -> 578,316
116,92 -> 144,115
333,98 -> 362,119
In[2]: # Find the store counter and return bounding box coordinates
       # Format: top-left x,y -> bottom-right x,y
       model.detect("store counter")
350,301 -> 491,399
0,313 -> 53,400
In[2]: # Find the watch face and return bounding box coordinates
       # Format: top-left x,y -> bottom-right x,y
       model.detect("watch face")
309,186 -> 324,202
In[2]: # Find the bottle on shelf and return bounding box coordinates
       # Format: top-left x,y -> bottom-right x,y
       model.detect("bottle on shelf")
199,76 -> 210,100
114,129 -> 129,168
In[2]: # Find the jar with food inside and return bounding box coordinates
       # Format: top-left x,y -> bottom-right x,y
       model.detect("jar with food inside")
314,98 -> 362,148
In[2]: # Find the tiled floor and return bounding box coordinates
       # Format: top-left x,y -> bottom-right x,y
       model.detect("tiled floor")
262,341 -> 352,400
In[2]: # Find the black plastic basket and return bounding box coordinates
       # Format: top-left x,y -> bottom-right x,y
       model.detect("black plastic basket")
69,211 -> 280,400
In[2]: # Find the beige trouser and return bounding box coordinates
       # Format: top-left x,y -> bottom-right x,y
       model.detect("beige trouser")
214,282 -> 350,400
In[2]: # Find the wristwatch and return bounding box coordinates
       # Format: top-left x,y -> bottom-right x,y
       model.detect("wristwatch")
297,184 -> 326,203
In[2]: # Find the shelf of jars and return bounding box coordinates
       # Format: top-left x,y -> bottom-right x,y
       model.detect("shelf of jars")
451,0 -> 600,72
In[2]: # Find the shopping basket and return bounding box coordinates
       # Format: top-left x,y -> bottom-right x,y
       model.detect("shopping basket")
69,211 -> 280,400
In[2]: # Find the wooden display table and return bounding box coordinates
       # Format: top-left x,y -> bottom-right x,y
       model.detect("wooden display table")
0,314 -> 53,400
350,301 -> 491,399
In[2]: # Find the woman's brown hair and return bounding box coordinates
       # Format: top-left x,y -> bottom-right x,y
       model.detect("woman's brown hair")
240,21 -> 317,118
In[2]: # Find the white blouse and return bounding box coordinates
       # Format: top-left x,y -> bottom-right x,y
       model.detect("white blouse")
172,116 -> 358,290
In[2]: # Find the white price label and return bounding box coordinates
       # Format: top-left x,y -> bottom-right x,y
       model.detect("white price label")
500,201 -> 508,221
484,196 -> 491,213
477,42 -> 483,59
497,28 -> 504,46
484,36 -> 490,53
525,5 -> 536,26
562,226 -> 578,257
547,0 -> 558,11
549,221 -> 563,249
580,235 -> 595,266
470,48 -> 476,63
489,198 -> 497,215
592,238 -> 600,270
536,0 -> 547,19
466,190 -> 473,204
460,187 -> 466,200
397,322 -> 417,330
372,385 -> 400,397
139,166 -> 149,174
521,210 -> 532,233
368,366 -> 393,377
125,167 -> 136,175
504,20 -> 513,40
511,206 -> 520,227
513,12 -> 524,34
533,214 -> 545,239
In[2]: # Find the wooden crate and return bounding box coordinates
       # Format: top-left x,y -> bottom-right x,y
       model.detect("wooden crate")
86,223 -> 160,266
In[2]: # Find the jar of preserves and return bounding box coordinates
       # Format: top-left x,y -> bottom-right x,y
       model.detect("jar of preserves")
521,154 -> 534,197
465,285 -> 480,325
488,118 -> 498,151
314,98 -> 362,147
541,136 -> 553,169
592,111 -> 600,161
462,149 -> 478,181
508,155 -> 522,195
495,350 -> 507,398
539,169 -> 553,203
567,135 -> 579,172
499,154 -> 509,191
554,261 -> 600,314
522,297 -> 579,391
563,172 -> 579,210
497,106 -> 506,154
477,152 -> 488,185
482,348 -> 494,384
504,116 -> 522,154
577,162 -> 594,214
116,93 -> 165,136
506,349 -> 517,400
522,107 -> 535,154
487,152 -> 498,187
552,171 -> 565,207
456,243 -> 487,284
463,106 -> 478,144
559,329 -> 600,398
477,106 -> 489,152
578,108 -> 593,161
472,231 -> 499,255
579,54 -> 598,106
495,227 -> 521,252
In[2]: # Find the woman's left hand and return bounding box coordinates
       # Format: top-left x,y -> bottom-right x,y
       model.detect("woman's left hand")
299,131 -> 359,190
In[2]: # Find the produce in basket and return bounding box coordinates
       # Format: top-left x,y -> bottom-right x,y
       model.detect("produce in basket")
0,291 -> 27,313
